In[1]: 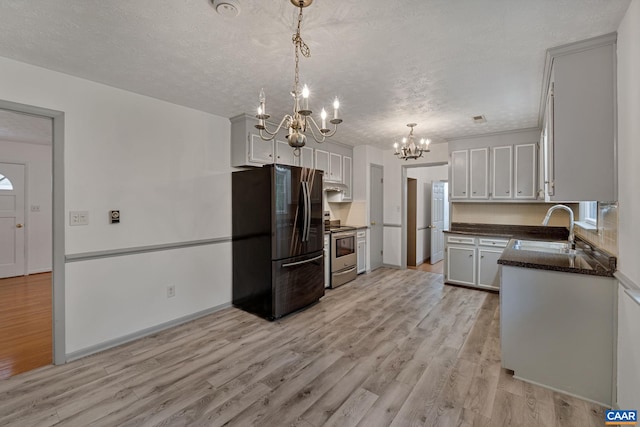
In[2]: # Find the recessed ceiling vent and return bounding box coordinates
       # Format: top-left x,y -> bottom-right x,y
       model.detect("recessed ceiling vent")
211,0 -> 241,17
472,115 -> 487,124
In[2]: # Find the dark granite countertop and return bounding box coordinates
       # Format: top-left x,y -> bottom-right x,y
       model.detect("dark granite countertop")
498,238 -> 616,277
445,223 -> 616,277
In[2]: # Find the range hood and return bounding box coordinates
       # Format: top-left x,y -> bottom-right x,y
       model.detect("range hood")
323,183 -> 348,193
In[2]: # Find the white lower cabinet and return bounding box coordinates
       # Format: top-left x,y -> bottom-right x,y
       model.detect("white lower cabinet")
447,246 -> 476,285
357,230 -> 366,274
445,234 -> 508,290
478,249 -> 503,288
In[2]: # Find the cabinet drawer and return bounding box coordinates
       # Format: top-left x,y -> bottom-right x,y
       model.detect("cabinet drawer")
357,230 -> 366,238
479,238 -> 509,248
447,236 -> 476,245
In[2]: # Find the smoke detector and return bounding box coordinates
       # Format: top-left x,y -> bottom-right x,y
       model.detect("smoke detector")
211,0 -> 241,17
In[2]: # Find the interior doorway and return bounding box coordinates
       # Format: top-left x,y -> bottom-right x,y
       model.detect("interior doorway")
407,178 -> 417,267
0,106 -> 59,378
401,162 -> 449,270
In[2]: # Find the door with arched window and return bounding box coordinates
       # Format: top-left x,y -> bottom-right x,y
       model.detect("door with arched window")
0,163 -> 25,278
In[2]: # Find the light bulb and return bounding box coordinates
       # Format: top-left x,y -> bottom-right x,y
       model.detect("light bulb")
333,97 -> 339,109
321,108 -> 327,120
302,84 -> 310,99
394,142 -> 398,149
259,88 -> 265,103
402,137 -> 407,144
257,106 -> 262,115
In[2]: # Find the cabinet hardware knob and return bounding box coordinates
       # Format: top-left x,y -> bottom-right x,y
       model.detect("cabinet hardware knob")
518,190 -> 522,194
468,254 -> 473,257
16,223 -> 23,228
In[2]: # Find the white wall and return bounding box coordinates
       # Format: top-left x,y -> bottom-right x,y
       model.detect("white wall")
0,56 -> 233,354
382,143 -> 449,266
353,145 -> 384,271
0,140 -> 52,273
615,0 -> 640,410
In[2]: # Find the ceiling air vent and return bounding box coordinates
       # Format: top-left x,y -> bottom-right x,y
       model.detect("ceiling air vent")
472,115 -> 487,124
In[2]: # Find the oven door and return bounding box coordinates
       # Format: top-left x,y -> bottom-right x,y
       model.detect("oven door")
331,232 -> 357,272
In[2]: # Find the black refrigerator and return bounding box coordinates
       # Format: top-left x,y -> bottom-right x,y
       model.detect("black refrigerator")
232,164 -> 325,320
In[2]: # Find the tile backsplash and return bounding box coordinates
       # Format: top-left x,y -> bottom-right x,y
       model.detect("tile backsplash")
575,202 -> 618,256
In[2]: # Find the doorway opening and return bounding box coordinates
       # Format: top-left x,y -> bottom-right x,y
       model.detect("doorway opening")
0,101 -> 65,377
401,162 -> 449,272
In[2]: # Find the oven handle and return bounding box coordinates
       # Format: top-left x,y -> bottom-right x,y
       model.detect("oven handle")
333,267 -> 357,276
282,254 -> 324,268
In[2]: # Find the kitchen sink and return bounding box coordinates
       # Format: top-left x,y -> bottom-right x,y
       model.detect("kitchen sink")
511,239 -> 576,255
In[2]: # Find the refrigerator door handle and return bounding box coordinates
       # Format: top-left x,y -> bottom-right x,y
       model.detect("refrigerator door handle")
305,181 -> 312,242
282,254 -> 324,268
301,181 -> 309,242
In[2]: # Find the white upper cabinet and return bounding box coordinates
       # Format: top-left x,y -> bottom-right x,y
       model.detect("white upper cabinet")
315,149 -> 329,173
515,143 -> 537,199
249,133 -> 275,164
543,34 -> 616,202
492,146 -> 513,199
299,146 -> 314,169
342,156 -> 352,200
275,140 -> 297,166
470,148 -> 489,199
451,150 -> 469,199
328,152 -> 342,182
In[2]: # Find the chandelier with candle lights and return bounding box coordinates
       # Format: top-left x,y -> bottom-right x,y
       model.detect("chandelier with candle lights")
255,0 -> 342,155
394,123 -> 431,160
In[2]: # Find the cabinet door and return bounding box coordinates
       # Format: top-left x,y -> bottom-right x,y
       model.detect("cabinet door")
300,146 -> 314,169
447,246 -> 475,285
315,149 -> 329,174
470,148 -> 489,199
451,150 -> 468,199
492,146 -> 513,199
342,156 -> 352,200
329,152 -> 342,182
275,140 -> 297,166
357,238 -> 366,274
249,134 -> 274,164
478,249 -> 502,289
515,144 -> 537,199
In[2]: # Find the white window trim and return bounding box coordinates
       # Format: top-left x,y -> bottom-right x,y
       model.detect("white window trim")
578,201 -> 598,230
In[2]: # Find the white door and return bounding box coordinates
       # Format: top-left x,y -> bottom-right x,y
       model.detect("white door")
370,165 -> 383,270
430,181 -> 445,264
0,163 -> 26,278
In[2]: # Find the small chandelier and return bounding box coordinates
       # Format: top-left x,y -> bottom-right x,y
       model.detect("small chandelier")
255,0 -> 342,155
394,123 -> 430,160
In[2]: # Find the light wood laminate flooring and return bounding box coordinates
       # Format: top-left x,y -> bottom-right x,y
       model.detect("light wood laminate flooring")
0,272 -> 52,380
0,268 -> 606,426
408,260 -> 444,275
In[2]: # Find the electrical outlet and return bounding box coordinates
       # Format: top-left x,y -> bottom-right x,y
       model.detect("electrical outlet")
30,205 -> 40,212
167,285 -> 176,298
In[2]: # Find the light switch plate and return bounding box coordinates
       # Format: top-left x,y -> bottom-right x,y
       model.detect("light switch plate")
69,211 -> 89,226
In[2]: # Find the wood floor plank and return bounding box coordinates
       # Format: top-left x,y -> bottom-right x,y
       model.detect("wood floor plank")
0,268 -> 609,427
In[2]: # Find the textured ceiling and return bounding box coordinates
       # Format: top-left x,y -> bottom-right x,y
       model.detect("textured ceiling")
0,0 -> 631,149
0,109 -> 52,145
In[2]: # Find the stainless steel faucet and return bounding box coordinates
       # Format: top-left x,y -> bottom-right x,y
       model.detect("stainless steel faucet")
542,204 -> 575,248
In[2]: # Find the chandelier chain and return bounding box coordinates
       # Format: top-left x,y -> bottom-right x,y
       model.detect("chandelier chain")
292,3 -> 310,94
